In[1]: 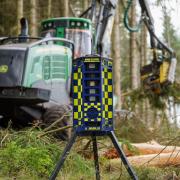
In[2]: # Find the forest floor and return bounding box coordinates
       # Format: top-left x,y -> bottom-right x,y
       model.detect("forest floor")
0,127 -> 180,180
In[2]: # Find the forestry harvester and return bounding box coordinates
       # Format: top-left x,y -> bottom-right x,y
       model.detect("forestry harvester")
0,0 -> 176,140
0,19 -> 74,140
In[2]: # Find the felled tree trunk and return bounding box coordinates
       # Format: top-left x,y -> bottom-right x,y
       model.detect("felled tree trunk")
104,142 -> 180,158
123,143 -> 180,156
104,141 -> 180,167
108,152 -> 180,168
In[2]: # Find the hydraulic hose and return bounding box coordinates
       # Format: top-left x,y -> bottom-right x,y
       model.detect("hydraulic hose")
124,0 -> 142,32
124,0 -> 174,58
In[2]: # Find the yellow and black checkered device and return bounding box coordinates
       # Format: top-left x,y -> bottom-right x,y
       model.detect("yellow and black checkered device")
72,55 -> 113,133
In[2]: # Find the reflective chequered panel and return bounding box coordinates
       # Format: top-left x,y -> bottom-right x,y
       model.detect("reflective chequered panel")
72,56 -> 113,133
102,61 -> 113,128
73,67 -> 83,125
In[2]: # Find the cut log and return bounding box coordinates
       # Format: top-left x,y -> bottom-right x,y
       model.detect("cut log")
104,142 -> 180,158
107,152 -> 180,168
124,143 -> 180,156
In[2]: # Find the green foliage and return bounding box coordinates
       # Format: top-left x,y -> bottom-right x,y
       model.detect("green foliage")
134,166 -> 180,180
0,129 -> 59,178
103,163 -> 180,180
61,153 -> 94,180
0,128 -> 94,179
120,138 -> 140,155
123,82 -> 180,110
136,167 -> 162,180
115,116 -> 152,143
0,128 -> 180,179
144,83 -> 180,108
0,141 -> 55,177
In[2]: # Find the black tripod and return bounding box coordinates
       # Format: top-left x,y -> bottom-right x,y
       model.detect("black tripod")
49,131 -> 138,180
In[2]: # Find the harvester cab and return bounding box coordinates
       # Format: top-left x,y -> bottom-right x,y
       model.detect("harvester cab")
41,17 -> 92,59
0,19 -> 74,140
0,37 -> 73,104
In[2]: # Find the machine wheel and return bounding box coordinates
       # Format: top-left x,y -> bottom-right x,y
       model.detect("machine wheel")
0,117 -> 10,128
42,105 -> 72,140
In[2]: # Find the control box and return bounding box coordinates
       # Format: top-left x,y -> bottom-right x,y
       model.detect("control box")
72,55 -> 113,133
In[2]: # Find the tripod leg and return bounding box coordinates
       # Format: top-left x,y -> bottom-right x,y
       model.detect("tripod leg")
109,131 -> 138,180
49,131 -> 77,180
92,136 -> 100,180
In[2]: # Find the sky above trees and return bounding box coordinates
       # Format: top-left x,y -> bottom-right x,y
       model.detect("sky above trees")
149,0 -> 180,37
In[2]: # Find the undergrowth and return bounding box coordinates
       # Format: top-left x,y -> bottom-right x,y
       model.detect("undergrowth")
0,128 -> 94,179
0,128 -> 179,179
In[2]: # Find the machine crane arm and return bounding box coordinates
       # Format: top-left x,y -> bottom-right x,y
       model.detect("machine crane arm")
80,0 -> 118,56
137,0 -> 177,93
81,0 -> 176,94
138,0 -> 174,56
94,0 -> 118,56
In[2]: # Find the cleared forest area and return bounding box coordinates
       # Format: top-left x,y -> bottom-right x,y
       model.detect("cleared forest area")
0,0 -> 180,179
